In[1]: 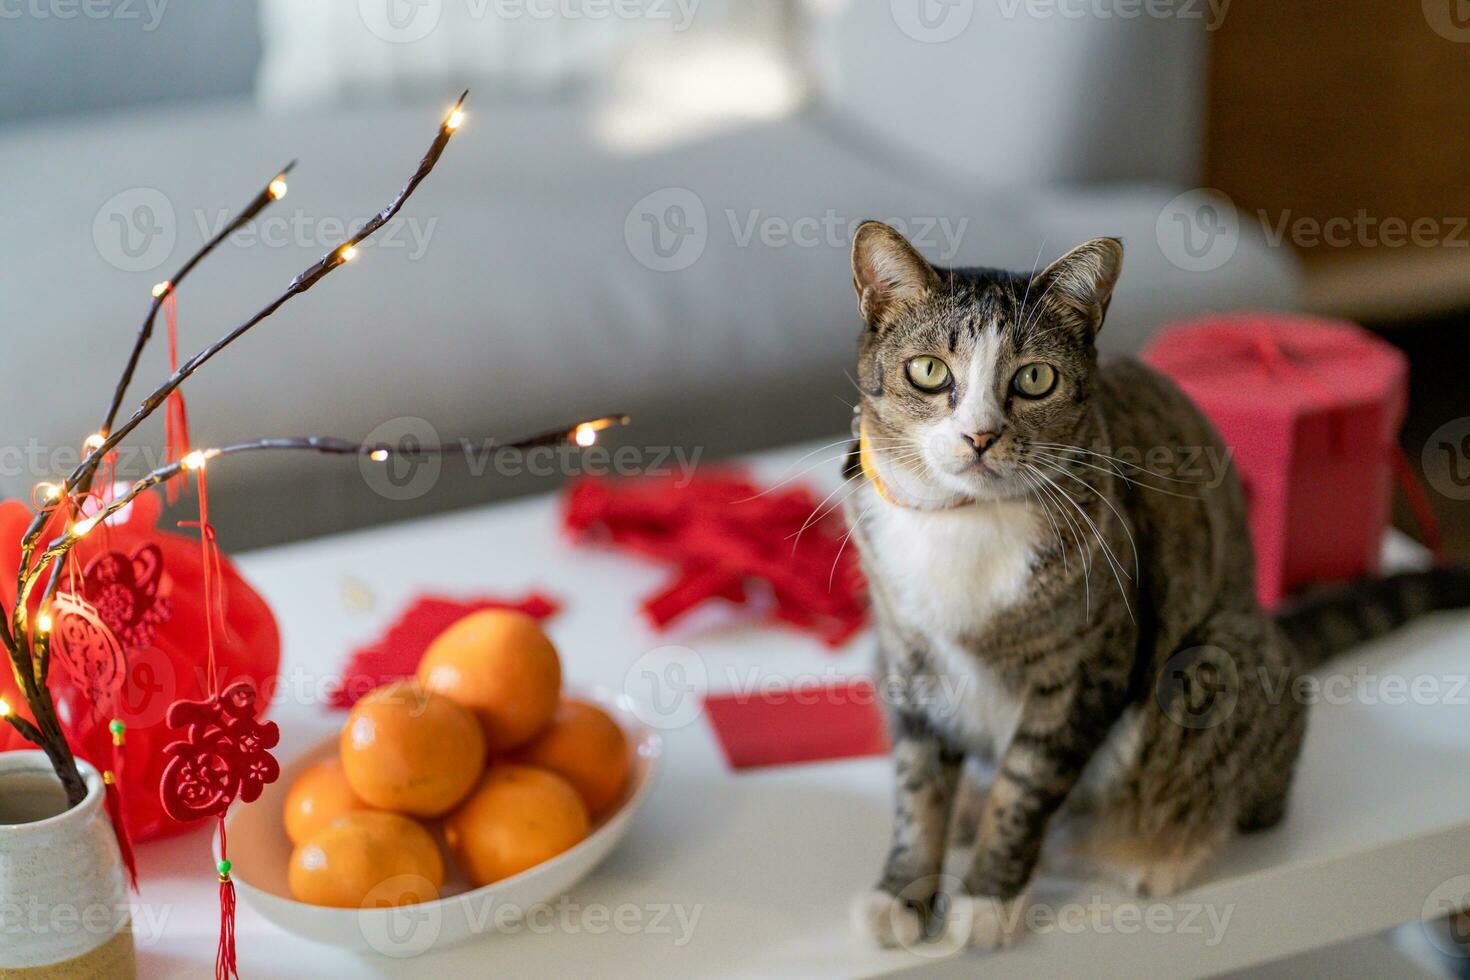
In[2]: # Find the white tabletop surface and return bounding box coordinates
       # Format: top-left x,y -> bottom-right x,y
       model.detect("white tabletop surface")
128,441 -> 1470,978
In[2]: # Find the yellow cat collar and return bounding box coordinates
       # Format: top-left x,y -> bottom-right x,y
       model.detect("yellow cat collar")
857,418 -> 972,511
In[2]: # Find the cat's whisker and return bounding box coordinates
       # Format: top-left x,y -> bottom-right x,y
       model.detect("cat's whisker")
1012,238 -> 1049,346
829,503 -> 871,593
1028,442 -> 1207,488
1020,470 -> 1069,574
1028,448 -> 1206,502
1031,457 -> 1140,580
1028,464 -> 1135,622
736,435 -> 878,503
1018,268 -> 1062,345
789,470 -> 866,553
1025,463 -> 1093,618
737,451 -> 856,504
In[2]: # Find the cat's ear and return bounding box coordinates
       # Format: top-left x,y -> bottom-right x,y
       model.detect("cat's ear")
1034,237 -> 1124,332
851,221 -> 940,328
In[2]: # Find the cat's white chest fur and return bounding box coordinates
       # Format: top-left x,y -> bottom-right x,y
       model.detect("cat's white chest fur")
862,488 -> 1042,752
863,490 -> 1041,638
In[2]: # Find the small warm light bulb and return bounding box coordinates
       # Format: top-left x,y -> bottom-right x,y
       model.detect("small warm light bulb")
83,432 -> 106,452
34,482 -> 61,502
369,449 -> 390,462
574,424 -> 598,448
339,245 -> 359,263
181,450 -> 208,471
36,613 -> 52,635
268,176 -> 288,200
152,280 -> 171,298
0,699 -> 10,718
445,108 -> 465,131
73,516 -> 99,538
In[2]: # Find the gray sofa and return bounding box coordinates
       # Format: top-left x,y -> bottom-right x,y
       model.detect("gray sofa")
0,11 -> 1297,548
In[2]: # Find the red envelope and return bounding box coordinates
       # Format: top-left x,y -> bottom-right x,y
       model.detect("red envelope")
703,679 -> 890,769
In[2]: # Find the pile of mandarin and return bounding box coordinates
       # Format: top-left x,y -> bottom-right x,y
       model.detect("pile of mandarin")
282,610 -> 632,908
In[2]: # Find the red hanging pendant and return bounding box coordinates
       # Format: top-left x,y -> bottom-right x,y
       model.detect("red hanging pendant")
81,543 -> 172,651
48,590 -> 141,886
159,681 -> 280,823
162,462 -> 274,978
48,592 -> 127,704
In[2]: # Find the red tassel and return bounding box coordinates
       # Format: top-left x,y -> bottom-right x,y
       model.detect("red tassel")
216,817 -> 238,980
103,721 -> 139,890
162,287 -> 191,504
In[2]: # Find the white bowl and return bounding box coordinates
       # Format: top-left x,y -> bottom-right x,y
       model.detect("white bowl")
219,687 -> 662,957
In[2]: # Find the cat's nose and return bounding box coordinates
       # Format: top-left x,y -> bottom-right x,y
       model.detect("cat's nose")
964,431 -> 998,457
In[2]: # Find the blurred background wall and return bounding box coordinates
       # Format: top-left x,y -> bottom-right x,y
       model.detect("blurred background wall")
0,0 -> 1462,561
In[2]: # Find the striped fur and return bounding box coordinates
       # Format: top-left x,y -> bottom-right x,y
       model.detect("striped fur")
843,223 -> 1470,950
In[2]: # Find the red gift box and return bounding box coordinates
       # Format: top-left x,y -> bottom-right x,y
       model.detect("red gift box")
1142,313 -> 1407,609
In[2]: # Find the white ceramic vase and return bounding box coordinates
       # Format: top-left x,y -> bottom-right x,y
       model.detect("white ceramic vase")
0,751 -> 136,979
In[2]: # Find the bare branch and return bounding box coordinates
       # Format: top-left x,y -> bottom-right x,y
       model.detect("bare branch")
1,709 -> 45,747
16,92 -> 468,595
99,160 -> 297,436
19,411 -> 627,633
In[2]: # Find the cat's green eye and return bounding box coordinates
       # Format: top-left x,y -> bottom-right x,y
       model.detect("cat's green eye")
905,356 -> 952,392
1013,363 -> 1057,398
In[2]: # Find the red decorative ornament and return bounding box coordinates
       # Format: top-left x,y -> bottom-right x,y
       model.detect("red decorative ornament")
160,680 -> 280,823
81,543 -> 171,650
48,592 -> 128,704
48,588 -> 140,887
563,470 -> 869,648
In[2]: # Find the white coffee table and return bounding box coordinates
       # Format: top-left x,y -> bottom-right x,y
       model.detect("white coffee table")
130,440 -> 1470,978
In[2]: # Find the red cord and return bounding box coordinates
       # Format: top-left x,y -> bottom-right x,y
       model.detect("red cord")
163,289 -> 190,504
1391,447 -> 1446,563
216,816 -> 238,980
103,732 -> 139,891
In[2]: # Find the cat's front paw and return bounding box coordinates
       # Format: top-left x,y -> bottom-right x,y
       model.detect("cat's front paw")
851,889 -> 924,949
942,891 -> 1029,950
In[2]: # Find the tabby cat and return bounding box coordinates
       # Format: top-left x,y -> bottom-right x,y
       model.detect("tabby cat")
842,221 -> 1470,950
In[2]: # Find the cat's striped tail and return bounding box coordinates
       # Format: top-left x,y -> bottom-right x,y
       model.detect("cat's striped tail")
1276,566 -> 1470,672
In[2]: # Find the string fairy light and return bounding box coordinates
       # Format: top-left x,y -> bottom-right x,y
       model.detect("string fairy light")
3,92 -> 626,839
35,612 -> 52,635
572,416 -> 624,448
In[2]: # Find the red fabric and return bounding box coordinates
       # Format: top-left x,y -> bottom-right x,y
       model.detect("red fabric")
563,471 -> 868,648
703,679 -> 889,769
328,593 -> 561,709
1143,313 -> 1408,608
0,492 -> 280,842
